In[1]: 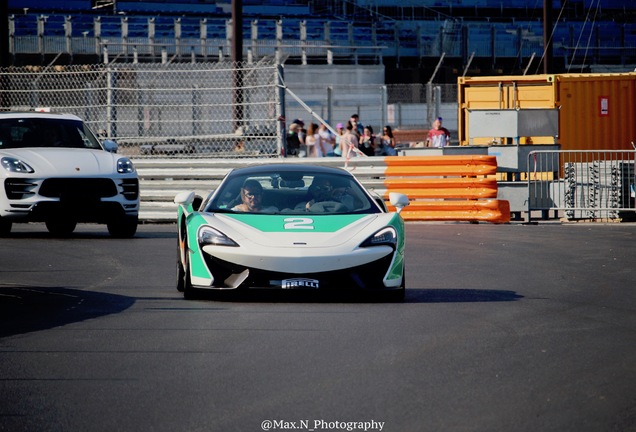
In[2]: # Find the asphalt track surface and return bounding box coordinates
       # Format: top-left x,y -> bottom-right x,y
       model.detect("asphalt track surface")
1,222 -> 635,432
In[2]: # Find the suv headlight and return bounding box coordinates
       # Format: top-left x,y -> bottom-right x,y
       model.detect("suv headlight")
360,227 -> 397,249
1,157 -> 34,173
117,157 -> 135,174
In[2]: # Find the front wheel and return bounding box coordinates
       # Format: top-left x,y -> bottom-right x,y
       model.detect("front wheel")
0,217 -> 12,237
176,243 -> 186,292
107,215 -> 138,238
384,286 -> 405,302
384,270 -> 406,302
177,234 -> 198,299
45,217 -> 77,237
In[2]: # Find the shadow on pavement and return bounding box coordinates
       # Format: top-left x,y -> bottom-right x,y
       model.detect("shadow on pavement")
406,288 -> 524,303
178,288 -> 523,304
0,285 -> 136,338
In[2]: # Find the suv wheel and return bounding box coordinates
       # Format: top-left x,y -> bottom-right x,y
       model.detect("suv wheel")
107,215 -> 138,238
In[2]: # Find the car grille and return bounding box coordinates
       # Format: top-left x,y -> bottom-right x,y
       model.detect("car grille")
4,178 -> 37,199
39,178 -> 118,199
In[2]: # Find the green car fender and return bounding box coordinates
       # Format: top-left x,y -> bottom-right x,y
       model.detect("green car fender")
385,213 -> 406,281
184,212 -> 214,286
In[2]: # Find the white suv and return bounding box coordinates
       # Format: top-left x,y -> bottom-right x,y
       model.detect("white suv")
0,112 -> 139,237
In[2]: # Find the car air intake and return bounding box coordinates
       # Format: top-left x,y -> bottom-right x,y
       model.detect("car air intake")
4,178 -> 37,199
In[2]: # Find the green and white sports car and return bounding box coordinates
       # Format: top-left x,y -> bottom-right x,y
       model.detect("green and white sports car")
175,163 -> 409,300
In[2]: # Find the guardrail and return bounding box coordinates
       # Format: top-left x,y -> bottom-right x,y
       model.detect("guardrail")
378,156 -> 510,223
135,156 -> 510,223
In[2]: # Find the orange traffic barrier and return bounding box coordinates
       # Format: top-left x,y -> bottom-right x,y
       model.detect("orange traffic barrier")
387,199 -> 511,223
384,155 -> 499,177
380,155 -> 510,223
383,177 -> 499,199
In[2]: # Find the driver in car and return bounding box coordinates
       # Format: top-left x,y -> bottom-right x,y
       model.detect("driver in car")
232,179 -> 278,213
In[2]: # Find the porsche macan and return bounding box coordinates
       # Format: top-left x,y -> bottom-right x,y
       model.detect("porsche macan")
0,112 -> 139,237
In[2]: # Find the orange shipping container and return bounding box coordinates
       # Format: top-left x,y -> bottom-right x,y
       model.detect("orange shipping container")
457,73 -> 636,151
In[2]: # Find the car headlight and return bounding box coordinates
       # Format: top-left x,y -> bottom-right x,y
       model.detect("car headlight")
1,157 -> 34,173
198,226 -> 239,247
117,157 -> 135,174
360,226 -> 397,249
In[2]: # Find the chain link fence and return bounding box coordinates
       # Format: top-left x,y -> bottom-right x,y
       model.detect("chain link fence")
0,60 -> 455,158
0,59 -> 283,158
283,82 -> 457,135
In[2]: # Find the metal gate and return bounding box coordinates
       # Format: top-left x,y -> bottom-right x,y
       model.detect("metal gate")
527,150 -> 636,221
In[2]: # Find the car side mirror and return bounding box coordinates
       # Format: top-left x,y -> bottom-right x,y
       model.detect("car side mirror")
103,139 -> 118,153
174,191 -> 195,206
389,192 -> 410,214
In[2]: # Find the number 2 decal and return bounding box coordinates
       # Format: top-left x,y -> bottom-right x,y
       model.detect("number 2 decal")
284,217 -> 314,230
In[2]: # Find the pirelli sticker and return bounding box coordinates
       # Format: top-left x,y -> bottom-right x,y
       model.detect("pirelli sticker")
281,278 -> 319,289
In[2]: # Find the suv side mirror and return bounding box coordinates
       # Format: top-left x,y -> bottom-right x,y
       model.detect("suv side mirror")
103,139 -> 118,153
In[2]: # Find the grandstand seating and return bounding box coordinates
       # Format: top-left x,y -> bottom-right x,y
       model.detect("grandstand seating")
6,0 -> 636,75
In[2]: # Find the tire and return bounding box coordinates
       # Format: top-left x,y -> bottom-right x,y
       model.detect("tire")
176,242 -> 186,292
45,217 -> 77,237
107,215 -> 138,238
182,268 -> 199,300
0,217 -> 12,237
385,287 -> 405,302
177,229 -> 197,300
384,269 -> 406,302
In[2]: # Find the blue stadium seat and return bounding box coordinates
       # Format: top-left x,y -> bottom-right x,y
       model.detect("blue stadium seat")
11,14 -> 38,36
6,0 -> 634,67
44,14 -> 66,37
70,14 -> 95,37
117,1 -> 220,14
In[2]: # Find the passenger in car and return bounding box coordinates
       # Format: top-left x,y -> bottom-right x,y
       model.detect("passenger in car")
296,176 -> 355,212
232,179 -> 278,213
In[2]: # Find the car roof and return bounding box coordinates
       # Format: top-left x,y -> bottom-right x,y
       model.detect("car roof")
0,112 -> 83,121
227,163 -> 352,177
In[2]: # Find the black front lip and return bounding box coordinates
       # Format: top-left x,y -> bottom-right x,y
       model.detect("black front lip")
201,253 -> 396,290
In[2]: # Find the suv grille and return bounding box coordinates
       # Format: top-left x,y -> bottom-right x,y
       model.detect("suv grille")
39,178 -> 118,199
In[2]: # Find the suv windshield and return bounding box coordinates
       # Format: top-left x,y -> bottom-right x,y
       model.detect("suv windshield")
0,117 -> 102,150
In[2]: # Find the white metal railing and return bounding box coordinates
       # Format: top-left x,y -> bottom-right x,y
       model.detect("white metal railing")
527,150 -> 636,222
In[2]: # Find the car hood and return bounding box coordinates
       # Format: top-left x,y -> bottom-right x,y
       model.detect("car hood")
1,148 -> 117,176
211,213 -> 384,248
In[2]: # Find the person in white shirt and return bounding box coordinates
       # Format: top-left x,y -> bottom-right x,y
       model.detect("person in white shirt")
340,121 -> 361,158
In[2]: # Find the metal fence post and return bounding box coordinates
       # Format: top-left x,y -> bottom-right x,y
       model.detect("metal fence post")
276,63 -> 285,157
326,86 -> 333,125
381,85 -> 387,129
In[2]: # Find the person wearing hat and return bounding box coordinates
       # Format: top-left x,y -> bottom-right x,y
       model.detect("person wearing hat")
286,123 -> 303,157
425,117 -> 451,148
290,119 -> 307,157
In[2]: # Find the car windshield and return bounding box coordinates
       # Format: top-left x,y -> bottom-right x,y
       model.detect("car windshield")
206,170 -> 382,215
0,117 -> 103,150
